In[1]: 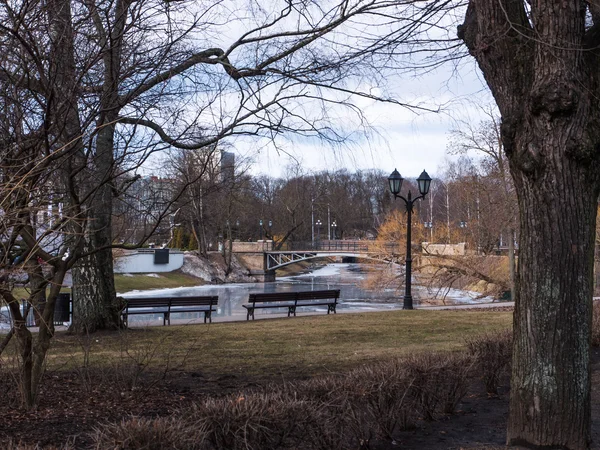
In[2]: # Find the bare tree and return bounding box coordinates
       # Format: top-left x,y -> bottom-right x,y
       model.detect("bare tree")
46,0 -> 460,332
448,105 -> 517,299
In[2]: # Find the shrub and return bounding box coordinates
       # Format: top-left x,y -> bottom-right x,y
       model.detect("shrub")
188,390 -> 317,450
285,376 -> 350,450
1,441 -> 74,450
344,361 -> 417,442
465,329 -> 512,395
91,416 -> 203,450
404,352 -> 473,420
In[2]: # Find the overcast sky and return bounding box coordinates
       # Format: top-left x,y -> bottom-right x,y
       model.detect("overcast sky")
242,59 -> 493,179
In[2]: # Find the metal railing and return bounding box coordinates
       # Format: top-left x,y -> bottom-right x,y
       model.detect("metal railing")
281,240 -> 400,253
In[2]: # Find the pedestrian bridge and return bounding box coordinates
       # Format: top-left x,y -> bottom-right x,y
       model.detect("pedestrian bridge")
264,249 -> 402,271
233,240 -> 402,272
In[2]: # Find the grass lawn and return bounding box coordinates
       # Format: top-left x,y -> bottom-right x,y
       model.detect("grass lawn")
10,272 -> 205,300
45,309 -> 512,380
114,271 -> 205,293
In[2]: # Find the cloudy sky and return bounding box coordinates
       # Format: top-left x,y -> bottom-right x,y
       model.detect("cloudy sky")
245,61 -> 493,179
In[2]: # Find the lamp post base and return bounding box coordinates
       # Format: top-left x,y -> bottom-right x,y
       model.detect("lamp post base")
403,295 -> 414,310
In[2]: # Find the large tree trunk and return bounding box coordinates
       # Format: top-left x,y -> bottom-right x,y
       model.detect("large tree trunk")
70,123 -> 120,333
71,247 -> 120,333
459,0 -> 600,447
70,0 -> 129,333
508,149 -> 597,448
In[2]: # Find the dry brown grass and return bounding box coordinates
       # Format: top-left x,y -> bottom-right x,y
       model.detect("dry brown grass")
41,310 -> 513,381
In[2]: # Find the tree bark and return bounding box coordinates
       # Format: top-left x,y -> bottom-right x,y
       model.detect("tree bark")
70,0 -> 131,333
71,246 -> 120,333
459,0 -> 600,447
70,121 -> 120,333
508,150 -> 597,448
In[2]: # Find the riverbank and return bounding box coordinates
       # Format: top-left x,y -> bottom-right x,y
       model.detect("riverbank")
115,253 -> 324,294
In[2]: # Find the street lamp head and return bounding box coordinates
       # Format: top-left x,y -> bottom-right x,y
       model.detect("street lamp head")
259,219 -> 263,226
388,168 -> 403,196
417,170 -> 432,196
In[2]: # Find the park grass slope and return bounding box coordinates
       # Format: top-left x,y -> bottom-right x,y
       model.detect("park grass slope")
46,310 -> 513,380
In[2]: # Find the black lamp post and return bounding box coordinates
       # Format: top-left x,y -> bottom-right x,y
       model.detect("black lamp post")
259,219 -> 263,240
388,168 -> 432,310
331,221 -> 337,240
315,219 -> 322,245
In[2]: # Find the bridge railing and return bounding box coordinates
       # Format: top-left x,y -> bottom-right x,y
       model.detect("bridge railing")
282,240 -> 401,253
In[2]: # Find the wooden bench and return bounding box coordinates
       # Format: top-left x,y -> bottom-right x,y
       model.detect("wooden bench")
121,296 -> 218,327
243,289 -> 340,320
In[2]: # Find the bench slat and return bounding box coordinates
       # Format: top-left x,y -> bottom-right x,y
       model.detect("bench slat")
122,296 -> 219,326
171,296 -> 218,307
244,289 -> 340,320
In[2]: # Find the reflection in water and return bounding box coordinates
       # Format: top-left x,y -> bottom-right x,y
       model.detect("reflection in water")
120,263 -> 494,322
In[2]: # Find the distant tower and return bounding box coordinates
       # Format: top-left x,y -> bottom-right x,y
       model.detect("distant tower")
220,151 -> 235,183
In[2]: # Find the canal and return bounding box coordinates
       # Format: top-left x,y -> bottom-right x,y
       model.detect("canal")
121,263 -> 495,322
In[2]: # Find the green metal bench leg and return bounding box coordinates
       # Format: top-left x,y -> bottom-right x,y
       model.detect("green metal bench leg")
288,306 -> 297,317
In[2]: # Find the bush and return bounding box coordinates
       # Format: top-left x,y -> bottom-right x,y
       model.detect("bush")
285,376 -> 350,450
344,361 -> 417,442
0,442 -> 74,450
91,416 -> 204,450
188,391 -> 317,450
465,329 -> 512,395
404,352 -> 473,420
89,351 -> 478,450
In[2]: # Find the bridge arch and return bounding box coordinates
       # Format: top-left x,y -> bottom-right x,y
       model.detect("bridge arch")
265,251 -> 402,271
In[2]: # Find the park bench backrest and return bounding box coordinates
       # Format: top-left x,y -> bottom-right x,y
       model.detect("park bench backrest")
248,292 -> 298,304
296,290 -> 340,301
125,298 -> 170,309
170,296 -> 218,307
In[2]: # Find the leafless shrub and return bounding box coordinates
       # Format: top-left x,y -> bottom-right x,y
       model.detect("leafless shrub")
0,438 -> 75,449
345,361 -> 417,443
97,329 -> 200,395
287,361 -> 418,448
404,352 -> 473,420
188,390 -> 316,450
465,329 -> 512,395
0,350 -> 22,410
592,301 -> 600,347
91,416 -> 204,450
284,376 -> 350,450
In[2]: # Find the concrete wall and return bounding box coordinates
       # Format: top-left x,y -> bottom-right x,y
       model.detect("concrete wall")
114,249 -> 184,273
422,242 -> 466,256
231,240 -> 273,252
235,253 -> 265,271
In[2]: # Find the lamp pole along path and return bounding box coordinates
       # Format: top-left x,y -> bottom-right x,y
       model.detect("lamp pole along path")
388,169 -> 432,310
